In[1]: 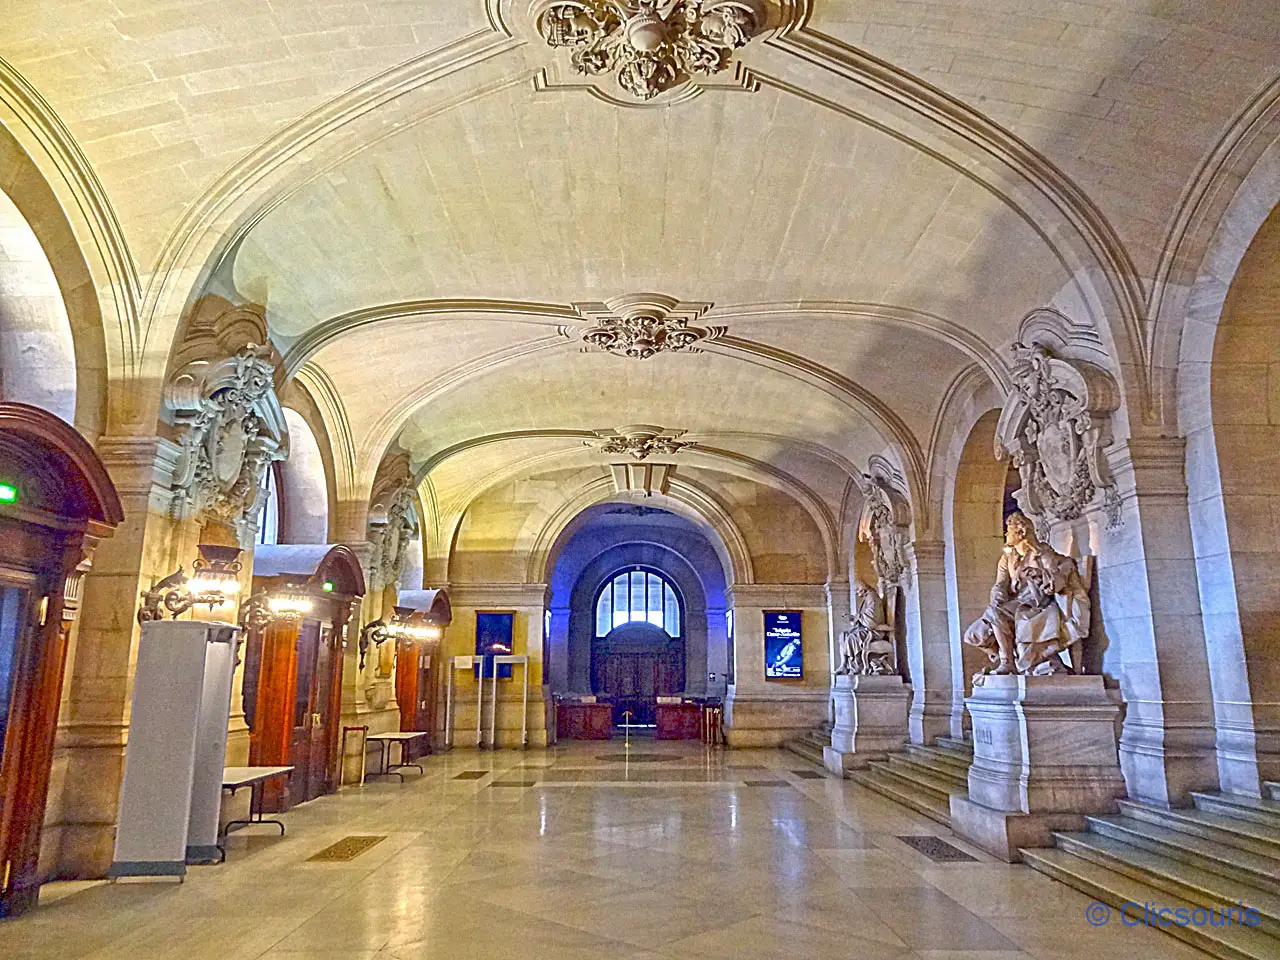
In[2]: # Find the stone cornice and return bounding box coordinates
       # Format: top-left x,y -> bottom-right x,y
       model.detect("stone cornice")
446,582 -> 550,607
726,583 -> 829,607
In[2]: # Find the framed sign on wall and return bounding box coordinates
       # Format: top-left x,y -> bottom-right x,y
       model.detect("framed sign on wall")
763,610 -> 803,680
475,611 -> 515,679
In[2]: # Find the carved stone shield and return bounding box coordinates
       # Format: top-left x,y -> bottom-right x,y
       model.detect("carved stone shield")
1035,417 -> 1077,493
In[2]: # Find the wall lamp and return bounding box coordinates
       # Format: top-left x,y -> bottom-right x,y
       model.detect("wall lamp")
137,544 -> 242,624
359,606 -> 442,669
239,577 -> 314,631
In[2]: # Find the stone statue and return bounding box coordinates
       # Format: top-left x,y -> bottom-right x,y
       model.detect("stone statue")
836,580 -> 896,676
964,512 -> 1091,683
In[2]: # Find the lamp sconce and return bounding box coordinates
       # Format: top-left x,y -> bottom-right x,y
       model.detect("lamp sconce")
239,579 -> 315,632
359,606 -> 442,670
138,544 -> 242,624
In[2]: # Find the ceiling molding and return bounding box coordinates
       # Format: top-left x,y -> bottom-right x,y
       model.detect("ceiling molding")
293,361 -> 359,503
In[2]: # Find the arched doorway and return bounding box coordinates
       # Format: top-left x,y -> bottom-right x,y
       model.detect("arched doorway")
591,568 -> 685,726
0,403 -> 122,917
242,544 -> 365,811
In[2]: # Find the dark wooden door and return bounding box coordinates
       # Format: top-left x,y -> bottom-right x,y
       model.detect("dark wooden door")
288,621 -> 320,805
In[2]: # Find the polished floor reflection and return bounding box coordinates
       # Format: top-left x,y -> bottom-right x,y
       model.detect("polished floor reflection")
4,742 -> 1212,959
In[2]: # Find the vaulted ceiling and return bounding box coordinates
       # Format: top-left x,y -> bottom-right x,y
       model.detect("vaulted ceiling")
5,0 -> 1278,549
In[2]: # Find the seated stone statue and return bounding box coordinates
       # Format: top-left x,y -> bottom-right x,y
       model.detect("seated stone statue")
836,580 -> 896,676
964,512 -> 1090,684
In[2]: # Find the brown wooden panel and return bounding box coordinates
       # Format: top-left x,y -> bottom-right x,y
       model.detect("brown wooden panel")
556,702 -> 613,740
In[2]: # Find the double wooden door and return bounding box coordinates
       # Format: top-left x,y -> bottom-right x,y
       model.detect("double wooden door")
249,615 -> 344,812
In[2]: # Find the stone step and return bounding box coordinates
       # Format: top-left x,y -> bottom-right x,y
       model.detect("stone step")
886,753 -> 969,791
1266,782 -> 1280,803
1051,831 -> 1280,938
932,735 -> 974,758
900,744 -> 972,781
1021,846 -> 1280,960
848,767 -> 951,826
782,738 -> 826,768
1117,800 -> 1280,861
1085,813 -> 1280,895
870,757 -> 961,800
1193,791 -> 1280,828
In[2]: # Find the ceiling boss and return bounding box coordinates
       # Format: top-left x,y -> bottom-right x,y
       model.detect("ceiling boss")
534,0 -> 764,100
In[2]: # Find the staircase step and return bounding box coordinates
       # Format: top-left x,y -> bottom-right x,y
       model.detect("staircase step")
1085,813 -> 1280,895
1052,831 -> 1280,936
1193,791 -> 1280,828
849,768 -> 951,826
903,743 -> 972,779
1021,846 -> 1280,960
782,739 -> 826,768
871,758 -> 961,800
1118,800 -> 1280,861
932,735 -> 974,758
890,751 -> 970,789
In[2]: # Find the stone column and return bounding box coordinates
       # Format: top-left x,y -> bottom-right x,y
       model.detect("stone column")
723,584 -> 829,746
1094,438 -> 1219,806
904,540 -> 962,744
825,579 -> 851,686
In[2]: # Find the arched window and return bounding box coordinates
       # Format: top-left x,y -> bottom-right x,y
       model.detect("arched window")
594,568 -> 681,638
256,463 -> 280,546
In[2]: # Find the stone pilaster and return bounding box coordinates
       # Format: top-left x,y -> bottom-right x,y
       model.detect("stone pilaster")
1095,437 -> 1220,806
904,540 -> 962,744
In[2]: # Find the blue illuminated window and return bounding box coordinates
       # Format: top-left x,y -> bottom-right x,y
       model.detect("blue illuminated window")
594,568 -> 681,638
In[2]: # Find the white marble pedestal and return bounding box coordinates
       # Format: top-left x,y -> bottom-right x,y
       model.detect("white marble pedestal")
823,674 -> 911,774
950,674 -> 1126,862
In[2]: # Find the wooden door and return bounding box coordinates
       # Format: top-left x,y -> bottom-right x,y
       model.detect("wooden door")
0,568 -> 58,918
307,623 -> 337,800
288,621 -> 320,806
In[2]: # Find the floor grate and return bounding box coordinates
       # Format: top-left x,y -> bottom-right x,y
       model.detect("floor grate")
791,769 -> 826,779
742,779 -> 792,787
896,835 -> 977,862
452,771 -> 488,780
306,836 -> 386,862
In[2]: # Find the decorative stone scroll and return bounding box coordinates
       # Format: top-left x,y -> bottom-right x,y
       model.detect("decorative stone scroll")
165,342 -> 287,542
533,0 -> 764,101
996,338 -> 1121,530
586,424 -> 691,460
368,482 -> 419,590
855,457 -> 911,595
568,293 -> 721,359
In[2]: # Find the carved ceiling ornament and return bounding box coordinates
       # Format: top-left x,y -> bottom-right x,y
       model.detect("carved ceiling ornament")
586,424 -> 692,459
165,342 -> 288,542
368,482 -> 420,591
855,456 -> 912,595
995,334 -> 1122,531
569,293 -> 722,358
532,0 -> 765,101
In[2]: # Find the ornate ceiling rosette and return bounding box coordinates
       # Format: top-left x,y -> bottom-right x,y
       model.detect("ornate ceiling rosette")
568,293 -> 722,358
532,0 -> 765,101
586,424 -> 692,459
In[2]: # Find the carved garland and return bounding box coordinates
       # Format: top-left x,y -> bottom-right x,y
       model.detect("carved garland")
166,343 -> 287,540
996,341 -> 1121,530
586,424 -> 691,459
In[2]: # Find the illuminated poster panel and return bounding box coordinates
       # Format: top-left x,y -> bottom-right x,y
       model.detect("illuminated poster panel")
764,610 -> 802,679
475,611 -> 515,679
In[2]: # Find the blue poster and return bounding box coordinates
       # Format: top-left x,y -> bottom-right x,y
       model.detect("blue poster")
475,612 -> 514,679
764,610 -> 802,679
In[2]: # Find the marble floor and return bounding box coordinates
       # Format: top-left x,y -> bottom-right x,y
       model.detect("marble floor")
4,741 -> 1212,960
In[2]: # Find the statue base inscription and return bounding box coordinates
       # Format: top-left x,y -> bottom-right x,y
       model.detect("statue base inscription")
949,674 -> 1126,862
823,674 -> 911,774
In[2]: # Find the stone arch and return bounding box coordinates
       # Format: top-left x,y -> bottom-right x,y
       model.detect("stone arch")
0,126 -> 110,439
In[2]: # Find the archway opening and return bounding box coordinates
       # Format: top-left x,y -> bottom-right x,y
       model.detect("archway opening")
0,190 -> 75,425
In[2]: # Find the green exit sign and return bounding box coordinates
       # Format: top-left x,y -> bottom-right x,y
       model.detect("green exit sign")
0,482 -> 17,504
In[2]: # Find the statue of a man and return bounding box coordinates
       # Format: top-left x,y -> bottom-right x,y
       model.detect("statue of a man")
836,580 -> 895,676
964,512 -> 1090,683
